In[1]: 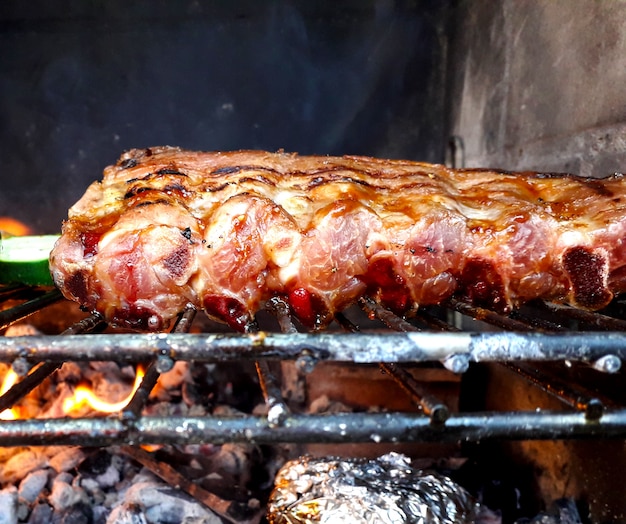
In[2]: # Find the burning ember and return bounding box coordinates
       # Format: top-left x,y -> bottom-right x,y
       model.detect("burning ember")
0,217 -> 32,237
62,365 -> 145,415
1,325 -> 146,419
0,369 -> 18,420
0,364 -> 145,421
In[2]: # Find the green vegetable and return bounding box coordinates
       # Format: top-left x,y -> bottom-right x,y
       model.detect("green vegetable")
0,234 -> 60,286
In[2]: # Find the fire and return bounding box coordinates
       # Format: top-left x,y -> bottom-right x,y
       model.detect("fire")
0,369 -> 19,420
63,366 -> 145,414
0,217 -> 32,237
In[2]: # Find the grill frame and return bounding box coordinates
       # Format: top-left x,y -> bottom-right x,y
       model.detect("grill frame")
2,286 -> 626,447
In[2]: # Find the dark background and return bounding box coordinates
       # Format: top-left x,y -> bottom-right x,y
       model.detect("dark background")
0,0 -> 449,233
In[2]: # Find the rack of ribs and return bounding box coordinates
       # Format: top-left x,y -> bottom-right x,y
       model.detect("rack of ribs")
49,146 -> 626,331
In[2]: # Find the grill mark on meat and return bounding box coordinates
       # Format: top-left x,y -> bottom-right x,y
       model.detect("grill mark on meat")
124,186 -> 154,199
118,158 -> 138,169
458,258 -> 508,312
238,175 -> 276,186
306,174 -> 376,190
162,182 -> 191,196
163,244 -> 190,279
126,172 -> 189,184
133,198 -> 174,208
582,179 -> 614,197
211,165 -> 281,176
201,182 -> 232,193
563,247 -> 612,309
65,270 -> 89,304
156,167 -> 188,176
124,187 -> 190,208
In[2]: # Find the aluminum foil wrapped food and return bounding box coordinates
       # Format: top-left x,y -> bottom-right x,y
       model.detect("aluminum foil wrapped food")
267,452 -> 481,523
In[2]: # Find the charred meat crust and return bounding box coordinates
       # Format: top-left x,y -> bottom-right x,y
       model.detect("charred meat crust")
562,246 -> 613,309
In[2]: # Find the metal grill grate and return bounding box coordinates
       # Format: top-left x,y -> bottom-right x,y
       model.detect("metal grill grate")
1,284 -> 626,447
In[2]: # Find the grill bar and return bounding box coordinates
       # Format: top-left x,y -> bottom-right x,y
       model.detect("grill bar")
448,297 -> 536,331
1,409 -> 626,447
123,306 -> 198,419
358,296 -> 419,332
0,288 -> 63,331
335,310 -> 452,423
0,284 -> 35,302
536,301 -> 626,330
0,362 -> 59,414
248,311 -> 292,426
509,309 -> 566,331
124,363 -> 159,420
503,362 -> 610,420
255,360 -> 291,426
1,331 -> 623,369
267,296 -> 299,334
380,362 -> 450,424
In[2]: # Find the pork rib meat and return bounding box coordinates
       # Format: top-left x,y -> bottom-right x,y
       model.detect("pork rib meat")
49,147 -> 626,331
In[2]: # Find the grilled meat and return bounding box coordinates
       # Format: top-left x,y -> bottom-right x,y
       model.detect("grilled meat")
49,146 -> 626,331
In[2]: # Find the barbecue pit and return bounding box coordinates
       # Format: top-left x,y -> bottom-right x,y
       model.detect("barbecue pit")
2,1 -> 626,522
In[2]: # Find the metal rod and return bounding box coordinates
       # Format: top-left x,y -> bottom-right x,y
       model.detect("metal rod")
123,306 -> 198,420
0,362 -> 60,413
266,296 -> 298,334
379,362 -> 450,424
119,446 -> 256,524
414,309 -> 461,332
171,304 -> 197,334
0,409 -> 626,447
255,360 -> 290,427
62,312 -> 107,336
0,331 -> 625,369
0,288 -> 63,331
248,313 -> 291,427
447,135 -> 465,169
337,308 -> 450,424
267,297 -> 307,405
134,409 -> 626,443
509,309 -> 565,332
0,283 -> 28,297
447,297 -> 535,331
358,297 -> 459,333
503,363 -> 611,420
333,311 -> 359,332
537,301 -> 626,331
358,297 -> 419,332
0,284 -> 34,302
122,364 -> 160,421
356,302 -> 467,371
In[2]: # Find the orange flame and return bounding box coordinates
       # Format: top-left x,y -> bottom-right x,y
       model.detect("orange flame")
63,366 -> 145,414
0,369 -> 19,420
0,217 -> 32,237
